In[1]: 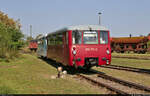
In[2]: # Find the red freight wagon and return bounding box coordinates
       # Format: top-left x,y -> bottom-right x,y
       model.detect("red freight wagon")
46,25 -> 111,69
29,40 -> 38,52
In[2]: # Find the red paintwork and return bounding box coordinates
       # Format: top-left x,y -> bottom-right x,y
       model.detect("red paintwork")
47,30 -> 111,68
148,36 -> 150,40
29,41 -> 38,49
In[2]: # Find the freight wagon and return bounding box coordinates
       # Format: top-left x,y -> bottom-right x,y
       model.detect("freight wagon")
111,36 -> 149,54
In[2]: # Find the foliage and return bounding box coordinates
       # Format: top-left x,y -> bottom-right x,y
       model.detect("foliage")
0,11 -> 24,60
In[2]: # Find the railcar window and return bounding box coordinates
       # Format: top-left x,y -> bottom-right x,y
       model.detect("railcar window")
100,31 -> 108,44
66,32 -> 68,44
83,31 -> 98,44
72,30 -> 82,44
48,35 -> 55,45
48,36 -> 51,45
47,37 -> 50,45
55,33 -> 63,45
49,35 -> 53,45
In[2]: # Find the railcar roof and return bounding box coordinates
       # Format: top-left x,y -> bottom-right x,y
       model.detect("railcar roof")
67,25 -> 108,30
47,25 -> 109,36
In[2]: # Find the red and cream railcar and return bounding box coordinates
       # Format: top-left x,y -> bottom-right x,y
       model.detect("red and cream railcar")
46,25 -> 111,69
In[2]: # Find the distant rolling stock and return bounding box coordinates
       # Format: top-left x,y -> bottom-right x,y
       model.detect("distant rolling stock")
29,40 -> 38,52
110,36 -> 150,53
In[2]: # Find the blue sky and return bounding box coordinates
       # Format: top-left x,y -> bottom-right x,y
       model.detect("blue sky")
0,0 -> 150,38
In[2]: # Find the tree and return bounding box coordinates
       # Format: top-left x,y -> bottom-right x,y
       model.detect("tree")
0,11 -> 24,60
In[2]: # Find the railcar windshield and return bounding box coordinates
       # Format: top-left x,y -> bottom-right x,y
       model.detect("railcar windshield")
72,30 -> 82,44
100,31 -> 108,44
83,31 -> 98,44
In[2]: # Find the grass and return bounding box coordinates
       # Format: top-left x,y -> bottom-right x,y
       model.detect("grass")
111,58 -> 150,69
112,53 -> 150,58
2,52 -> 150,94
93,57 -> 150,87
0,54 -> 103,94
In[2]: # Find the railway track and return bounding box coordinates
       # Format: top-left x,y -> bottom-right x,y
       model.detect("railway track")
100,65 -> 150,75
76,69 -> 150,94
77,74 -> 127,94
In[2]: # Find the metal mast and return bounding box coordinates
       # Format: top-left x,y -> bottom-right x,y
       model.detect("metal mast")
30,25 -> 32,38
98,12 -> 102,25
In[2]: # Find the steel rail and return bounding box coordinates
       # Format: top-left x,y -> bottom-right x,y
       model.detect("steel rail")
77,74 -> 128,94
97,73 -> 150,92
100,65 -> 150,75
108,65 -> 146,70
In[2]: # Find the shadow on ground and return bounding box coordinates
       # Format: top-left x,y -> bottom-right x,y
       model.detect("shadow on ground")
40,57 -> 105,75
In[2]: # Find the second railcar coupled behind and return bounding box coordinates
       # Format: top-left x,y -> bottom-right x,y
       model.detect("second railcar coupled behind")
38,25 -> 111,69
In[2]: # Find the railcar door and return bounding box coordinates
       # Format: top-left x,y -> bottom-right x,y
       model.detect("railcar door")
43,38 -> 47,57
63,32 -> 69,66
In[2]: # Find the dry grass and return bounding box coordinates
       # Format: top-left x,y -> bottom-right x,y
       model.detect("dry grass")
0,54 -> 103,94
112,53 -> 150,58
111,58 -> 150,69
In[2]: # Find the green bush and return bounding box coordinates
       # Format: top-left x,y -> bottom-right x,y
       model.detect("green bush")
0,22 -> 24,60
0,11 -> 24,60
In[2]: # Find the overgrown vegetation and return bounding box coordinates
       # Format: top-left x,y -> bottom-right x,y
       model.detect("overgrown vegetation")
0,11 -> 24,61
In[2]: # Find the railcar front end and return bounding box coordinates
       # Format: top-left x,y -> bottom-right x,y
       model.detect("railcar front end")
68,28 -> 111,69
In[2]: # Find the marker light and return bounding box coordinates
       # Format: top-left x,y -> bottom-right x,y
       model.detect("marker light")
106,60 -> 109,64
73,50 -> 76,55
106,50 -> 110,55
